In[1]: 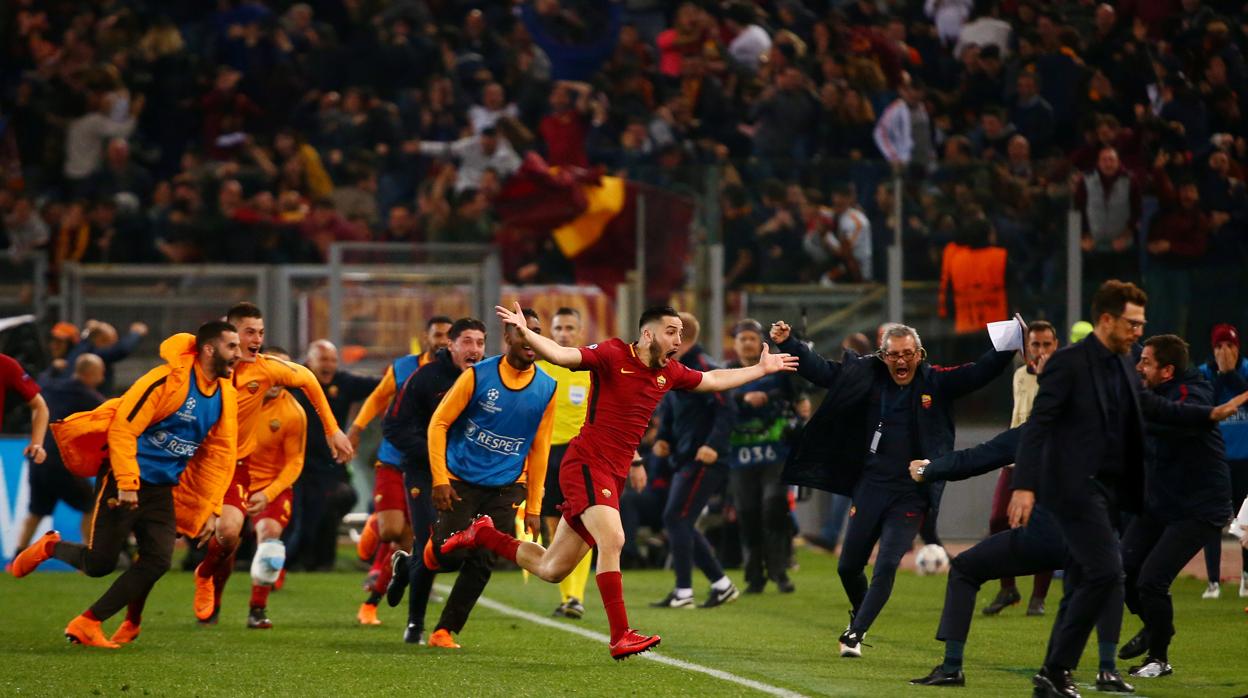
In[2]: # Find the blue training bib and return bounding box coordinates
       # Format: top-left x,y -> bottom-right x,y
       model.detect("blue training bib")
134,373 -> 222,484
446,355 -> 556,487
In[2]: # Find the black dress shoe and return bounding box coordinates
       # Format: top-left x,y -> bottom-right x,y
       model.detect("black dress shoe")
744,580 -> 766,594
1095,669 -> 1135,692
775,576 -> 796,594
909,665 -> 966,686
1032,667 -> 1080,698
1118,628 -> 1149,660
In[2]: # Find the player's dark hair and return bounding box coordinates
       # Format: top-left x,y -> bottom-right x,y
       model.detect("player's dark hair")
196,320 -> 237,349
264,345 -> 288,357
1027,320 -> 1057,341
226,301 -> 263,325
427,315 -> 453,329
449,317 -> 486,340
1145,334 -> 1189,374
638,305 -> 680,331
1091,280 -> 1148,320
553,306 -> 581,319
522,307 -> 540,322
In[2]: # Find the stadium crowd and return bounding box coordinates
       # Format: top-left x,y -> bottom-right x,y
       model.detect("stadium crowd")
3,0 -> 1248,345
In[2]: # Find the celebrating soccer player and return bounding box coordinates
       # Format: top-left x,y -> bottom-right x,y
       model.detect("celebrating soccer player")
210,347 -> 307,629
381,318 -> 487,641
438,303 -> 797,659
348,315 -> 452,622
193,302 -> 354,623
403,308 -> 555,648
12,324 -> 240,648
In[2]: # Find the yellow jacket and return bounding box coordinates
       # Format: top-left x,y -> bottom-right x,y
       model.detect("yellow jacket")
51,334 -> 238,537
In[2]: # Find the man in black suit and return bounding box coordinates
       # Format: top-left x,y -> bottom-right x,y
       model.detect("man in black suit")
1008,280 -> 1244,698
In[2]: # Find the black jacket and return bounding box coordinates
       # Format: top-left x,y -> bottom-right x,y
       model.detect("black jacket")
293,368 -> 379,473
1013,336 -> 1214,515
382,348 -> 462,478
924,426 -> 1021,483
655,345 -> 736,465
1142,369 -> 1233,524
779,334 -> 1015,506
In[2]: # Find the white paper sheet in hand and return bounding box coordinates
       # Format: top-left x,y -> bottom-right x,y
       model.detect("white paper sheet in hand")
987,319 -> 1023,352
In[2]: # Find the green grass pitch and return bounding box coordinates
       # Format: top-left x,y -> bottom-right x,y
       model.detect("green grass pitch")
3,548 -> 1246,697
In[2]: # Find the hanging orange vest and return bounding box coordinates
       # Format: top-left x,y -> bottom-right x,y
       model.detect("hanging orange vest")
939,243 -> 1008,334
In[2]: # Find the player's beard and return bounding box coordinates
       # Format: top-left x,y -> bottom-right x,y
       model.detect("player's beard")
211,351 -> 232,379
648,342 -> 663,367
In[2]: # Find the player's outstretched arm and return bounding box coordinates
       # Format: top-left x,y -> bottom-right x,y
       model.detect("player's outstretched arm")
694,344 -> 798,393
495,302 -> 582,367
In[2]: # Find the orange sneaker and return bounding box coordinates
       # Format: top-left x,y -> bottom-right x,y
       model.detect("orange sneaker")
357,602 -> 381,625
11,530 -> 60,578
357,513 -> 380,562
193,568 -> 216,622
111,620 -> 141,645
65,615 -> 120,649
428,628 -> 461,648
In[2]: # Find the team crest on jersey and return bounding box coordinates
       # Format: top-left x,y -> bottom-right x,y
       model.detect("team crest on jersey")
246,380 -> 261,394
601,488 -> 612,498
656,375 -> 667,387
921,394 -> 932,409
409,487 -> 422,498
328,384 -> 340,398
269,419 -> 281,432
374,494 -> 383,504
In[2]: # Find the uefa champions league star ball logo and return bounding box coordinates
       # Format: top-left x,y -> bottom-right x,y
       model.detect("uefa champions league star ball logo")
480,387 -> 504,414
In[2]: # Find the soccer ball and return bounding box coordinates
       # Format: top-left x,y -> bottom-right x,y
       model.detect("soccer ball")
914,544 -> 950,576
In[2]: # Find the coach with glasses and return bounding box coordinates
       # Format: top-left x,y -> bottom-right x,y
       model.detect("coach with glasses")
772,319 -> 1017,659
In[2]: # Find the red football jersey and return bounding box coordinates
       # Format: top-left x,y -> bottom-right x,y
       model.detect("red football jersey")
564,338 -> 703,476
0,352 -> 40,418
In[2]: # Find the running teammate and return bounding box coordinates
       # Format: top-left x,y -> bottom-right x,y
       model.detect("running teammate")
405,308 -> 555,648
12,325 -> 239,648
193,302 -> 353,623
211,347 -> 307,629
381,318 -> 486,641
439,304 -> 797,659
348,316 -> 451,623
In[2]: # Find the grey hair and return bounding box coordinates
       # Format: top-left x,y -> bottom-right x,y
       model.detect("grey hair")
879,323 -> 922,351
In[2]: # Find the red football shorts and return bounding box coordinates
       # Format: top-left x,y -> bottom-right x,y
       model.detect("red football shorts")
221,460 -> 293,527
558,457 -> 626,547
373,462 -> 409,514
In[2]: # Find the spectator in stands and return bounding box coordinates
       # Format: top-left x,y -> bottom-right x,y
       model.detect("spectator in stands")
88,139 -> 154,207
724,2 -> 771,75
1074,146 -> 1141,291
822,183 -> 873,284
299,198 -> 369,261
1010,72 -> 1055,156
2,194 -> 49,263
874,72 -> 933,170
751,67 -> 818,167
380,204 -> 420,244
1144,152 -> 1211,337
416,126 -> 521,193
540,82 -> 594,168
63,92 -> 143,196
330,164 -> 380,230
469,83 -> 520,135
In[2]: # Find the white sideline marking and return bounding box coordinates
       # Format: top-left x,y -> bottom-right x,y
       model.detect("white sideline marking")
435,584 -> 807,698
